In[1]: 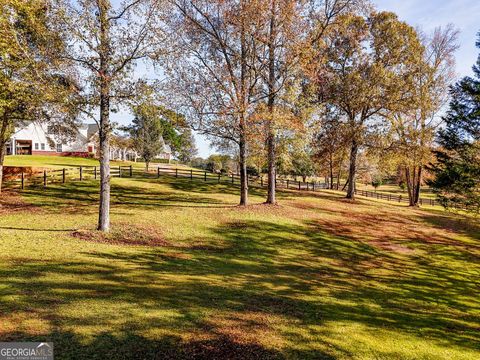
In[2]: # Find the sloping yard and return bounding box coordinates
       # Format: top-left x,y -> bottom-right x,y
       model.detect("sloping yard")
0,174 -> 479,359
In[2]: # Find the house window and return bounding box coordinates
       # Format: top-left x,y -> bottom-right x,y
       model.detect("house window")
41,143 -> 45,150
35,143 -> 39,150
56,143 -> 63,152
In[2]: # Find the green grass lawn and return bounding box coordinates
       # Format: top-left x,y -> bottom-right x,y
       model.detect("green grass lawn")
0,166 -> 479,359
3,155 -> 191,170
4,155 -> 103,168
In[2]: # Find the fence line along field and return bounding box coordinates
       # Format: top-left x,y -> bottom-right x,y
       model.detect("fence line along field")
2,163 -> 447,209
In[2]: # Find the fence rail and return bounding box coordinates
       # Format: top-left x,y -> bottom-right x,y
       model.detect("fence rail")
3,165 -> 133,189
4,165 -> 442,208
353,189 -> 438,207
154,166 -> 328,191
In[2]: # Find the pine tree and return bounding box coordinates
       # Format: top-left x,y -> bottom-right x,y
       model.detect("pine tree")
429,33 -> 480,212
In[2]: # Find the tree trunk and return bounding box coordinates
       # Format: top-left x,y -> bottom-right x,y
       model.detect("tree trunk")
329,153 -> 334,189
406,165 -> 422,207
405,166 -> 414,206
0,115 -> 10,194
266,130 -> 276,204
97,92 -> 111,231
237,1 -> 248,207
239,131 -> 248,206
97,0 -> 111,232
346,139 -> 358,199
413,166 -> 422,205
336,152 -> 345,190
0,145 -> 5,194
265,0 -> 277,205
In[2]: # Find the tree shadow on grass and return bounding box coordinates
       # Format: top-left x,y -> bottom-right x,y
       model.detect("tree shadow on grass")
417,207 -> 480,242
18,180 -> 234,215
147,176 -> 267,198
1,219 -> 479,358
3,330 -> 299,360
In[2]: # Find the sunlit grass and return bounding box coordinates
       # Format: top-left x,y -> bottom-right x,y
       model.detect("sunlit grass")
0,174 -> 478,359
3,155 -> 192,170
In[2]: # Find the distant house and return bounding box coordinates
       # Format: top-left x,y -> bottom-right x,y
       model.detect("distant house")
6,122 -> 173,162
157,138 -> 172,163
6,122 -> 98,157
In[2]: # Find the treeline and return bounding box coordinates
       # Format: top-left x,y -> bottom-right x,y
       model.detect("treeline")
1,0 -> 478,233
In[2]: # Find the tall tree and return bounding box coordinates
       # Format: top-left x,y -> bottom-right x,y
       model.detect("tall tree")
124,103 -> 164,170
166,0 -> 266,206
388,26 -> 459,206
259,0 -> 303,204
0,0 -> 76,192
313,106 -> 349,189
429,33 -> 480,213
56,0 -> 168,231
309,11 -> 423,199
261,0 -> 363,204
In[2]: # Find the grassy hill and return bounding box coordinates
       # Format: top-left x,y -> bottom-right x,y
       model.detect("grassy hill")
0,160 -> 478,359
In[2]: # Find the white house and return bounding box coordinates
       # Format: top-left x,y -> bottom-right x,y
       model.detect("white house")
6,122 -> 98,157
6,122 -> 173,162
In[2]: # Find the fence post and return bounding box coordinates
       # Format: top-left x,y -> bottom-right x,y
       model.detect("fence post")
129,165 -> 133,177
175,168 -> 178,178
204,171 -> 207,181
298,181 -> 301,190
94,166 -> 97,180
118,166 -> 121,178
43,170 -> 47,188
62,168 -> 66,183
399,195 -> 402,203
157,167 -> 160,178
231,174 -> 234,184
306,182 -> 309,191
261,176 -> 263,187
190,169 -> 193,180
80,166 -> 83,181
218,173 -> 221,183
21,171 -> 24,189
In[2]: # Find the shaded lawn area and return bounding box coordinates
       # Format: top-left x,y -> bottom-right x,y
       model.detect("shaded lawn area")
0,176 -> 479,359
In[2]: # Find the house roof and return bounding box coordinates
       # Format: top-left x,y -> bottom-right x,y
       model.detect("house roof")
87,124 -> 98,140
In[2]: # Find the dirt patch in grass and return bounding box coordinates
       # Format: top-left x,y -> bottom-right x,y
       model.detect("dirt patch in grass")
0,190 -> 39,214
177,311 -> 285,360
71,222 -> 170,247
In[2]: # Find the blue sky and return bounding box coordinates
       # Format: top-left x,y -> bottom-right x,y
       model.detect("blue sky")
113,0 -> 480,158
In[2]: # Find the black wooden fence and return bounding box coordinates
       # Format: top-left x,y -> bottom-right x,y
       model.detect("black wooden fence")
3,164 -> 440,207
154,167 -> 444,206
3,165 -> 133,189
154,166 -> 327,191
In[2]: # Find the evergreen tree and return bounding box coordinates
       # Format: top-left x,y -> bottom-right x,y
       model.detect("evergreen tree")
429,33 -> 480,212
126,104 -> 164,171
